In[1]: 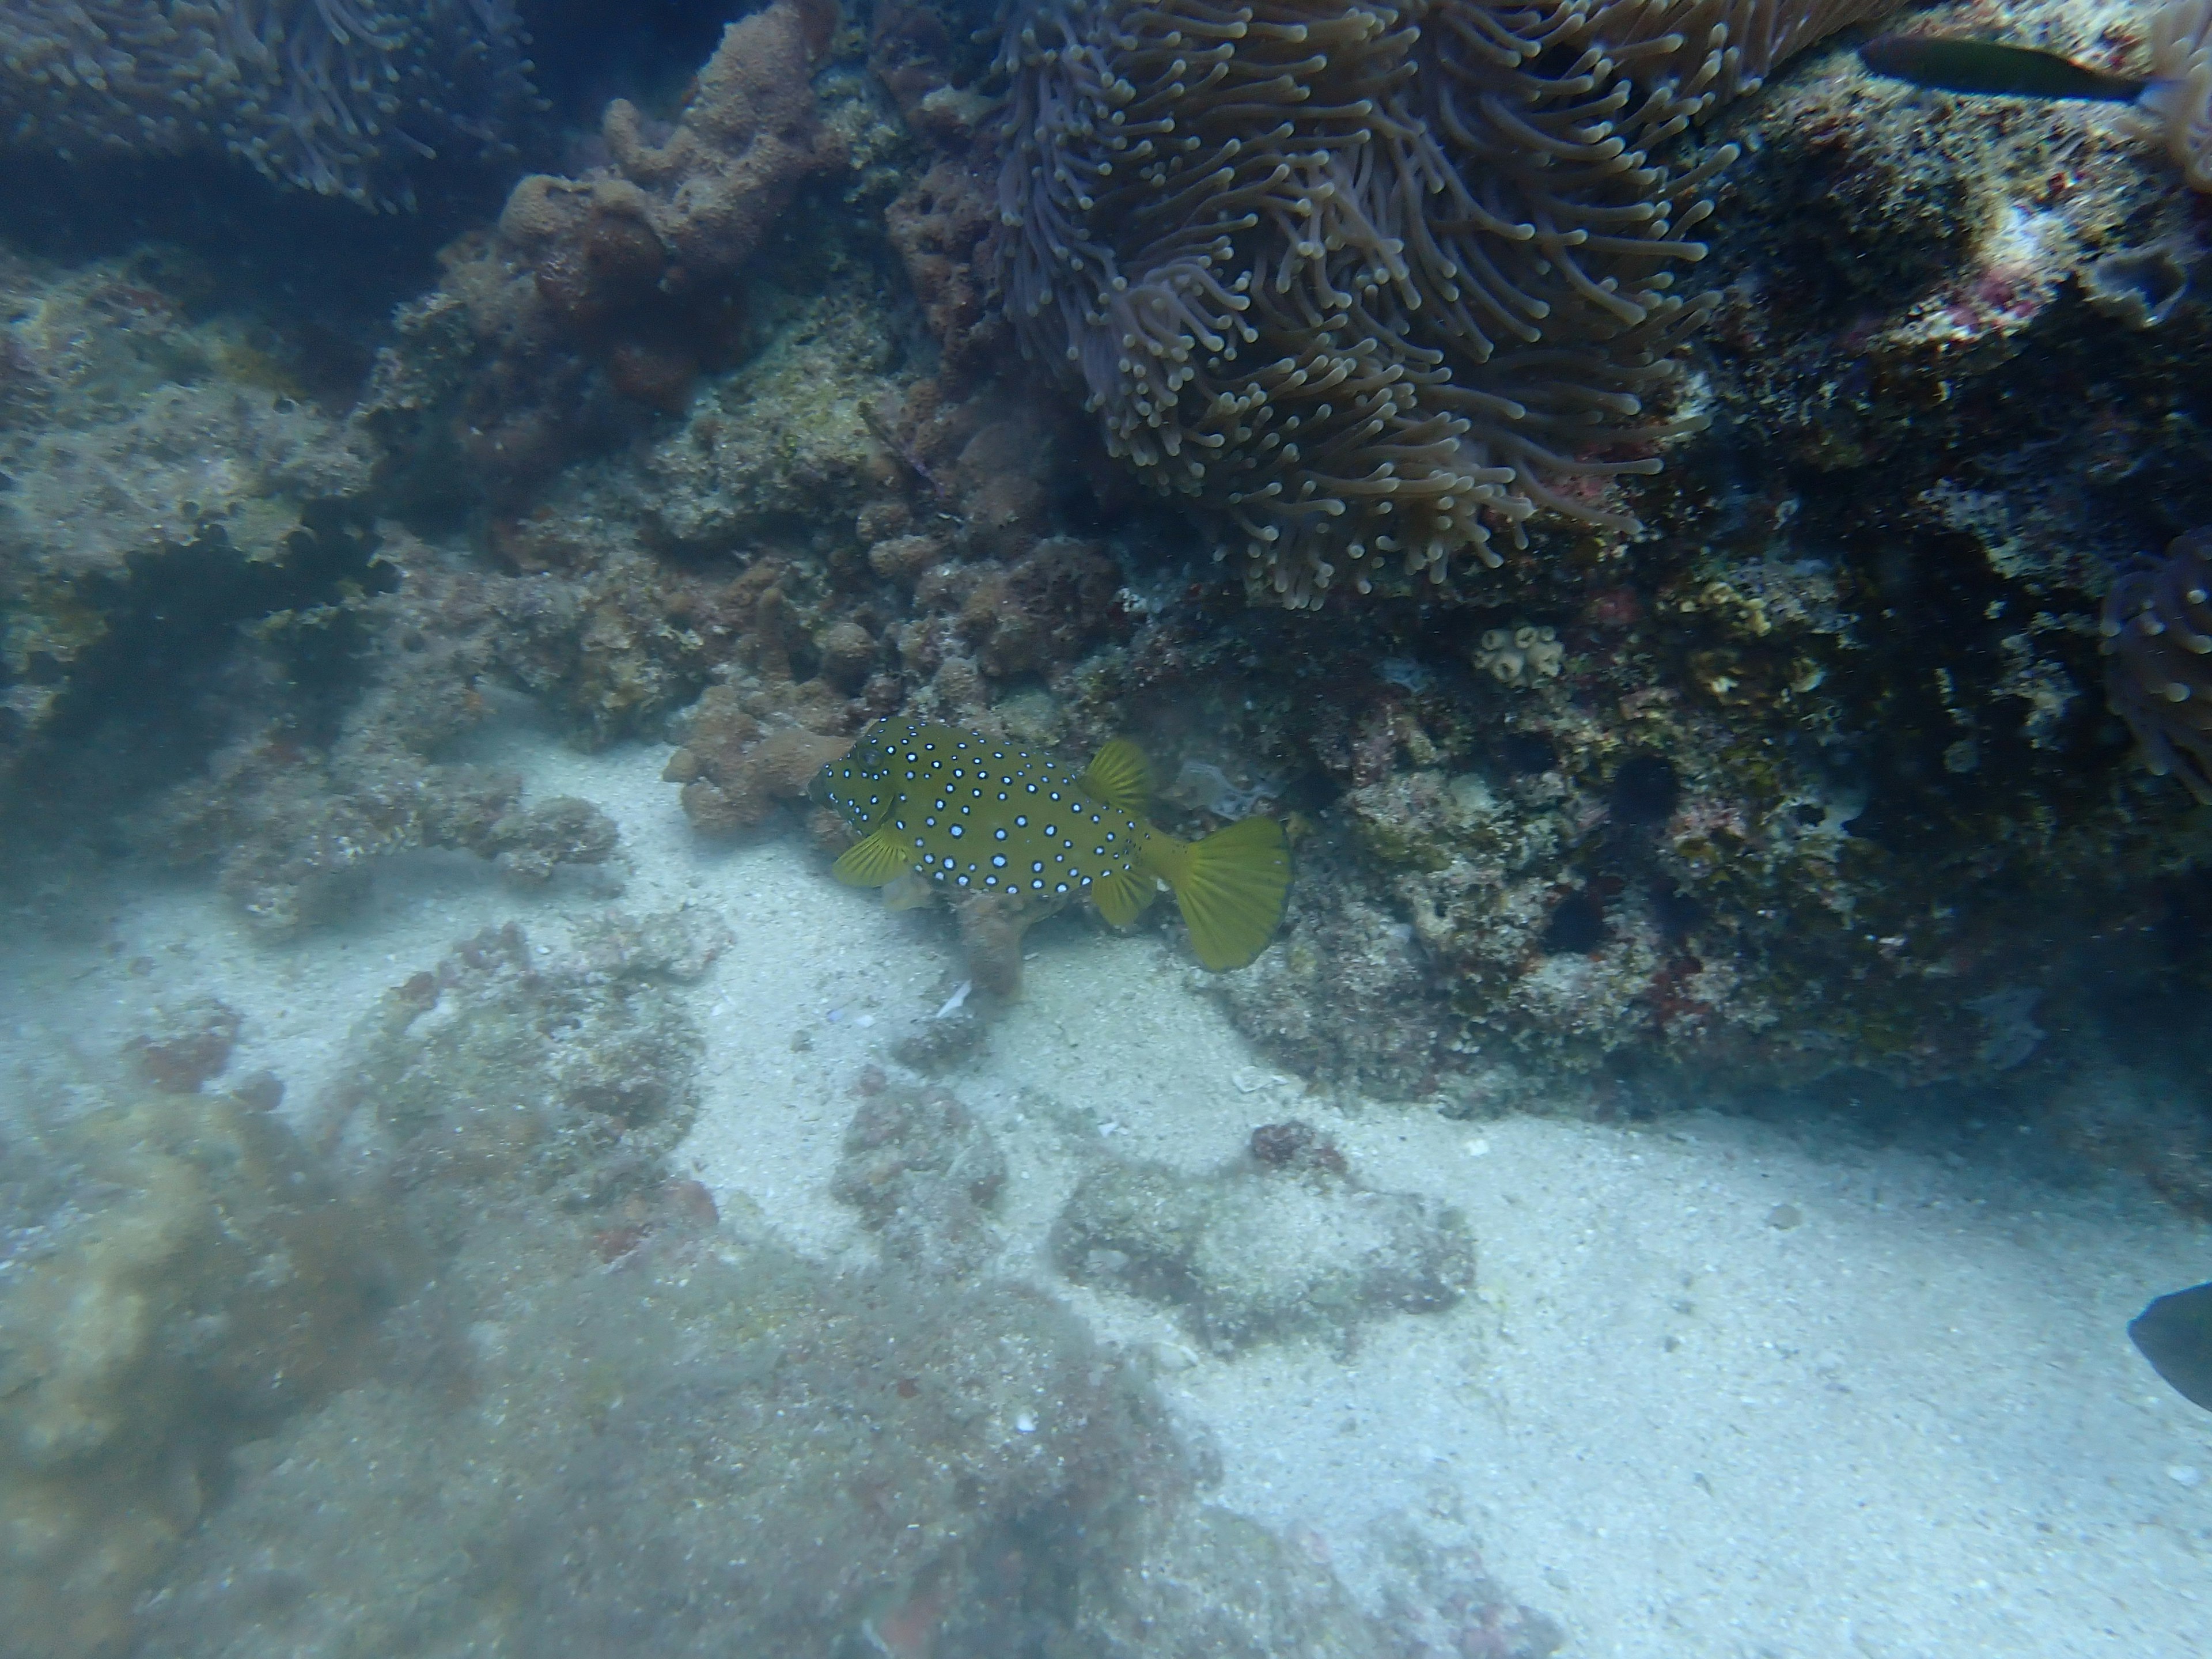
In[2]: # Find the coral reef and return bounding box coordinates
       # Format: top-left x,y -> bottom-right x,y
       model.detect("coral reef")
995,0 -> 1897,605
947,0 -> 2202,1120
0,247 -> 381,791
1053,1138 -> 1476,1353
372,0 -> 849,506
0,1 -> 536,208
151,618 -> 625,931
8,0 -> 2212,1217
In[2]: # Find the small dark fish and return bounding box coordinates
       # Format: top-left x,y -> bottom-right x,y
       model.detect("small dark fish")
1859,35 -> 2149,103
2129,1282 -> 2212,1411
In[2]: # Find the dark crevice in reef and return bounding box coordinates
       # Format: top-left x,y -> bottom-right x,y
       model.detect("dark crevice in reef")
2,501 -> 393,827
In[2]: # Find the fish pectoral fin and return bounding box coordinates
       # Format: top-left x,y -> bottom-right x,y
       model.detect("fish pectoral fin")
882,872 -> 936,911
831,827 -> 914,888
1089,866 -> 1157,926
1164,815 -> 1291,971
1079,740 -> 1153,817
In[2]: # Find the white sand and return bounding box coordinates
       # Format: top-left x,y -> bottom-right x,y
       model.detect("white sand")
6,722 -> 2208,1656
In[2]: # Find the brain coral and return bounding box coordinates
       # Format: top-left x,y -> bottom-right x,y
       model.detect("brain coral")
0,1 -> 536,209
995,0 -> 1894,606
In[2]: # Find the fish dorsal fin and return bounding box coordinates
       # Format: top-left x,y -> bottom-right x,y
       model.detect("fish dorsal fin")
1079,740 -> 1152,817
831,827 -> 914,888
1089,866 -> 1158,926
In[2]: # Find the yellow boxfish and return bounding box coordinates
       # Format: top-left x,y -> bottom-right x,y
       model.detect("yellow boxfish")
811,719 -> 1291,971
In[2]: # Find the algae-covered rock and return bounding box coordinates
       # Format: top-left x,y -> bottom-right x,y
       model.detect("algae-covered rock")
1054,1154 -> 1476,1353
626,273 -> 903,556
331,920 -> 704,1225
0,1080 -> 406,1659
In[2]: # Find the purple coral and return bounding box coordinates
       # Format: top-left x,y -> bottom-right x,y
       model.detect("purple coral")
2103,528 -> 2212,801
0,1 -> 536,209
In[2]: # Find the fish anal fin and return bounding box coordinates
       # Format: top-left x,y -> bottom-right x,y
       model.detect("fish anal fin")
1080,739 -> 1153,817
1090,866 -> 1157,926
831,827 -> 914,888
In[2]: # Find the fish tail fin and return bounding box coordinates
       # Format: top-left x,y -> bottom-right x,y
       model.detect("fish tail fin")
1150,816 -> 1291,971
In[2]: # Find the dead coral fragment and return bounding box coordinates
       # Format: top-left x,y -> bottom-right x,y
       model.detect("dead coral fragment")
2103,528 -> 2212,801
1054,1154 -> 1475,1351
996,0 -> 1897,606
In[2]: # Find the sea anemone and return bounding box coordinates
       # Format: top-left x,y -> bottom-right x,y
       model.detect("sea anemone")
994,0 -> 1896,606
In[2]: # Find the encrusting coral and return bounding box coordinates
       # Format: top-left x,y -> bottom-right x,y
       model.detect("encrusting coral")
995,0 -> 1900,607
2103,527 -> 2212,801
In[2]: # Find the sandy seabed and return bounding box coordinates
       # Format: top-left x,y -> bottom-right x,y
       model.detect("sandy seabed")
6,723 -> 2208,1658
